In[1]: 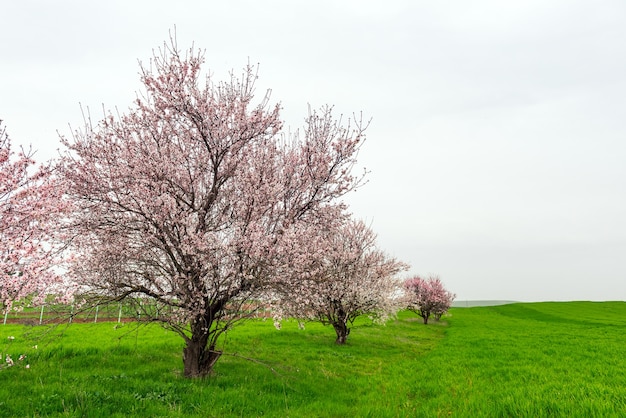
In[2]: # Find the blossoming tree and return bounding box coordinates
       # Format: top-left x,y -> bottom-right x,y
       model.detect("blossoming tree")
58,39 -> 367,377
0,121 -> 68,313
273,219 -> 408,344
403,275 -> 455,324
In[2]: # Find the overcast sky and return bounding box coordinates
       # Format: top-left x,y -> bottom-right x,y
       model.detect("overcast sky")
2,1 -> 625,301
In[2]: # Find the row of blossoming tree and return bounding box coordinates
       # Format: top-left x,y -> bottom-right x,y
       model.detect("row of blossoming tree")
1,37 -> 455,378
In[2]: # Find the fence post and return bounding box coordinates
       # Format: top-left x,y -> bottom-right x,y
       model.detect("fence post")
3,310 -> 7,325
39,305 -> 45,325
94,305 -> 99,323
69,305 -> 74,323
118,303 -> 122,323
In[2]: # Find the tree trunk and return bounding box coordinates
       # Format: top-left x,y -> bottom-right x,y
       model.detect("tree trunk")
183,337 -> 222,378
422,313 -> 430,325
332,321 -> 350,344
182,311 -> 223,378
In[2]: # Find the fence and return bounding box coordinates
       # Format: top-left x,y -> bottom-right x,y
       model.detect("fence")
2,302 -> 141,325
2,300 -> 274,325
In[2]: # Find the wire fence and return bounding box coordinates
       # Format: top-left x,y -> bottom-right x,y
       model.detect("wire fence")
2,300 -> 274,325
3,302 -> 136,325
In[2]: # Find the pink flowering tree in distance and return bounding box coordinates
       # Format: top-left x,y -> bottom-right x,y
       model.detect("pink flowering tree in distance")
404,275 -> 455,324
0,121 -> 70,314
272,219 -> 408,344
58,38 -> 367,378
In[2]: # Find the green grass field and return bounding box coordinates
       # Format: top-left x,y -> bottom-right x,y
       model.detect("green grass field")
1,301 -> 625,417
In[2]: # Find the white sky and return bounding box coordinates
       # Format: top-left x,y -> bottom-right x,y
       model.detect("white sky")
2,0 -> 625,301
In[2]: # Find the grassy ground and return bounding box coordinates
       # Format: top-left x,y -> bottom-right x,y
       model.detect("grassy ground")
0,302 -> 625,417
415,302 -> 626,417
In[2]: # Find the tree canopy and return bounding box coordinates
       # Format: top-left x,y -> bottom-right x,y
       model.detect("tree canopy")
58,39 -> 370,377
0,121 -> 69,313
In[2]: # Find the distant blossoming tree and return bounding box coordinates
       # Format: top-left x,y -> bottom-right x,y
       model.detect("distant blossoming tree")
58,38 -> 367,378
0,121 -> 69,313
273,219 -> 408,344
404,275 -> 455,324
